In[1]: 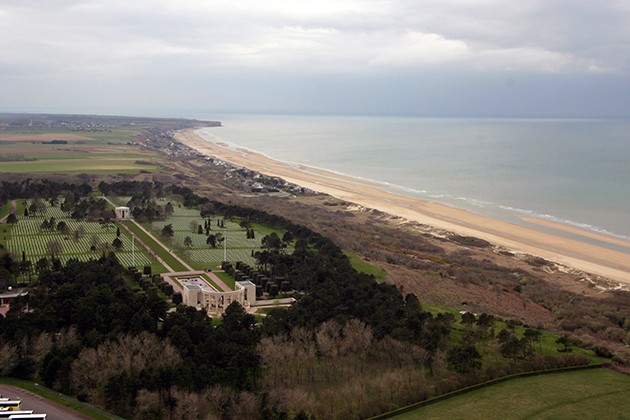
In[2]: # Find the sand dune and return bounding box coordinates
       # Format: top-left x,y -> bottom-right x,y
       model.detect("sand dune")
175,129 -> 630,285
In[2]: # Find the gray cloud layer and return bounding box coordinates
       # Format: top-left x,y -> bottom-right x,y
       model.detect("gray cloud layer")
1,0 -> 629,117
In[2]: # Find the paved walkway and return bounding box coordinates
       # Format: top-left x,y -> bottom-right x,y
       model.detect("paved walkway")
100,195 -> 118,208
102,195 -> 239,301
118,222 -> 175,272
130,219 -> 194,272
0,199 -> 17,222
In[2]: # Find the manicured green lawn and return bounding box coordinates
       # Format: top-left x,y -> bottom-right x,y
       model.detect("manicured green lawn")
0,222 -> 13,248
122,221 -> 187,272
213,270 -> 236,290
388,368 -> 630,420
344,251 -> 387,279
0,201 -> 13,219
247,220 -> 288,237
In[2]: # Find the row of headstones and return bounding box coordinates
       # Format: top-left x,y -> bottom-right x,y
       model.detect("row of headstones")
222,261 -> 292,297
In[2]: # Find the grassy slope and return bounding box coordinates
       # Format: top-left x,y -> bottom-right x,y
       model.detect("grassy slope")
422,304 -> 609,364
388,368 -> 630,420
0,201 -> 12,219
345,251 -> 388,279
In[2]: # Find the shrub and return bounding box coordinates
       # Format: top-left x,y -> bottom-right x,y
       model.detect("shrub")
592,345 -> 614,358
163,284 -> 173,296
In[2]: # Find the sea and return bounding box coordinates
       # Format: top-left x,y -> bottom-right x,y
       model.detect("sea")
192,113 -> 630,252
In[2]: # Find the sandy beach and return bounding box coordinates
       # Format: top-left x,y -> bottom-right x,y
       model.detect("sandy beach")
175,129 -> 630,285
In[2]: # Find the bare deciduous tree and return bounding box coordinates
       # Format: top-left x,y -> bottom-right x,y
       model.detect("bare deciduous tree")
70,332 -> 181,405
0,343 -> 19,375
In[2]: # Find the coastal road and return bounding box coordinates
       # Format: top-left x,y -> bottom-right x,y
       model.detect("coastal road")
0,385 -> 93,420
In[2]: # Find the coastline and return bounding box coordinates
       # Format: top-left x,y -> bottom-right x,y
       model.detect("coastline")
175,129 -> 630,285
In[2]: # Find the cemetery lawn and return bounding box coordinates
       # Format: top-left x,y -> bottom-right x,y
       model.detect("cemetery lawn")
212,271 -> 236,290
5,200 -> 156,271
115,198 -> 292,271
0,201 -> 12,219
121,220 -> 186,273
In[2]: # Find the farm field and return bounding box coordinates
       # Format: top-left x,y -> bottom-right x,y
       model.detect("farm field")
0,160 -> 161,174
0,128 -> 163,174
3,200 -> 154,269
388,368 -> 630,420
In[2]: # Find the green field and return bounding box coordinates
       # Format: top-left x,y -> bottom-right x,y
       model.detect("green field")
213,270 -> 236,290
0,160 -> 161,174
0,127 -> 163,174
0,201 -> 12,219
421,304 -> 608,364
345,251 -> 388,279
387,368 -> 630,420
11,152 -> 160,161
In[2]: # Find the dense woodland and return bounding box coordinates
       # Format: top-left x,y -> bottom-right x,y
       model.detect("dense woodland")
0,179 -> 618,420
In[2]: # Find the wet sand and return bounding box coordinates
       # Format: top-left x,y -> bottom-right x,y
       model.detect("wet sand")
175,129 -> 630,284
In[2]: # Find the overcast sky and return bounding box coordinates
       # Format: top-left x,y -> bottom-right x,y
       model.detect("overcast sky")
1,0 -> 629,118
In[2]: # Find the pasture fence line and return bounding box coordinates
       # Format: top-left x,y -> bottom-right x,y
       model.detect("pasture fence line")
366,363 -> 609,420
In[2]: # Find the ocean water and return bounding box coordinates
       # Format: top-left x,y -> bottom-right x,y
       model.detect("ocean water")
194,114 -> 630,245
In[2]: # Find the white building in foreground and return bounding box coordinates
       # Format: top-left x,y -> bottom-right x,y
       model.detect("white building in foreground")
180,276 -> 256,313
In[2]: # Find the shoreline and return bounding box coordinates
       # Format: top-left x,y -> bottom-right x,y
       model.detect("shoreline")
175,128 -> 630,285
